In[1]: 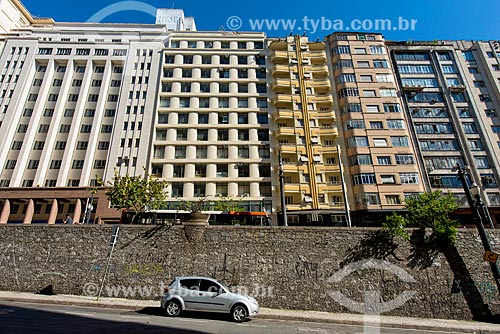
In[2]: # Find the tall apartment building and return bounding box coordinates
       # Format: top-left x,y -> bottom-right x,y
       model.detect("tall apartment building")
151,31 -> 276,217
326,33 -> 424,224
269,35 -> 344,225
0,1 -> 186,224
387,41 -> 500,224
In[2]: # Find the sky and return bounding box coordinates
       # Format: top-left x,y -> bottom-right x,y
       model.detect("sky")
21,0 -> 500,42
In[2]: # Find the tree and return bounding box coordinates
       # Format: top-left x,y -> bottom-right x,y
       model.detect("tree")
382,191 -> 460,243
98,170 -> 169,220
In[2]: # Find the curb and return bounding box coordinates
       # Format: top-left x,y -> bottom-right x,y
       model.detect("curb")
1,295 -> 498,333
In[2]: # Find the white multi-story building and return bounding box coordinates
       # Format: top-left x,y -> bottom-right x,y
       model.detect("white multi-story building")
153,31 -> 275,216
0,1 -> 194,224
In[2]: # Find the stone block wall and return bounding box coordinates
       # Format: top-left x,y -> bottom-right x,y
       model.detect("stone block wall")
0,225 -> 499,321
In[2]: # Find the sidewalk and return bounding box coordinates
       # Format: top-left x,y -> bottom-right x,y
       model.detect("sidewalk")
0,291 -> 498,333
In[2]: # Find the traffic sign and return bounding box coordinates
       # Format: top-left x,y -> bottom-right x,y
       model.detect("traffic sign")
484,251 -> 499,264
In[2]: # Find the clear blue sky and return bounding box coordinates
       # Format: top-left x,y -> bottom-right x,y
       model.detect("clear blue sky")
22,0 -> 499,41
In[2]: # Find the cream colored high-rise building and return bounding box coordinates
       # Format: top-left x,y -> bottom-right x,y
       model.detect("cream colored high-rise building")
269,35 -> 345,225
151,31 -> 275,217
326,33 -> 424,224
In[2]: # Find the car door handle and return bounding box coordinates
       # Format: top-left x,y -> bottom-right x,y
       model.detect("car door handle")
199,293 -> 203,296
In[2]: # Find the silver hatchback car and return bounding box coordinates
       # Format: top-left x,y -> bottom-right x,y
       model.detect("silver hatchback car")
161,276 -> 259,322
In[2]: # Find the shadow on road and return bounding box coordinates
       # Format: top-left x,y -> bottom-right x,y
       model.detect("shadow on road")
0,303 -> 209,334
137,306 -> 252,323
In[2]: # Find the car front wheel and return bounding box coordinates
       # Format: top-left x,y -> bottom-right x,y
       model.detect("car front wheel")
231,304 -> 248,323
164,300 -> 181,317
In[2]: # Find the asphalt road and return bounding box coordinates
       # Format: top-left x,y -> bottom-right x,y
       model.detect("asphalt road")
0,301 -> 477,334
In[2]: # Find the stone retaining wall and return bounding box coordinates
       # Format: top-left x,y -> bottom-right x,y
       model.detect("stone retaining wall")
0,225 -> 499,321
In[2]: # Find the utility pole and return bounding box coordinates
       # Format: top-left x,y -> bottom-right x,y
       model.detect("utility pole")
278,149 -> 288,227
455,164 -> 500,298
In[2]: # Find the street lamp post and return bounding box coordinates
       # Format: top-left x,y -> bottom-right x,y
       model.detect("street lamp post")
278,150 -> 288,227
454,164 -> 500,298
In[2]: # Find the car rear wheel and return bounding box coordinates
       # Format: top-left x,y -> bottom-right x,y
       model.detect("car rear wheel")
231,304 -> 248,323
164,300 -> 181,317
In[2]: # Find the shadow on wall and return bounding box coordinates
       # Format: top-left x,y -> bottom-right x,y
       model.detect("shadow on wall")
340,229 -> 499,323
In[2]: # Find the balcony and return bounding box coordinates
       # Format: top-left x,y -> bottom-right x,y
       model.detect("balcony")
307,64 -> 329,75
316,127 -> 338,136
306,51 -> 327,63
313,110 -> 336,119
272,65 -> 291,76
309,95 -> 334,104
319,183 -> 343,193
269,40 -> 288,51
271,51 -> 290,63
284,184 -> 311,193
274,127 -> 298,136
307,79 -> 331,89
272,109 -> 295,120
272,94 -> 300,106
272,78 -> 296,90
308,42 -> 326,51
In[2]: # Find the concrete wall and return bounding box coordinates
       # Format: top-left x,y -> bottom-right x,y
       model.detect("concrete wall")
0,225 -> 499,321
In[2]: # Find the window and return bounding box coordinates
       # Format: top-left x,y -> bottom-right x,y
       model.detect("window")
337,74 -> 356,83
347,136 -> 368,148
370,121 -> 383,129
197,129 -> 208,141
373,60 -> 389,68
338,88 -> 359,99
334,59 -> 353,69
453,119 -> 473,134
366,105 -> 379,113
175,146 -> 186,158
386,195 -> 401,205
80,124 -> 92,133
379,89 -> 397,97
397,65 -> 434,74
381,175 -> 396,184
333,46 -> 350,54
407,92 -> 443,103
50,160 -> 62,169
33,141 -> 45,150
411,107 -> 447,118
350,155 -> 372,166
343,103 -> 362,113
360,75 -> 372,82
55,141 -> 66,150
391,136 -> 409,147
395,154 -> 414,165
370,46 -> 385,54
373,138 -> 388,147
442,65 -> 456,74
392,52 -> 430,61
419,140 -> 459,151
400,173 -> 419,184
101,125 -> 113,133
76,141 -> 89,150
353,173 -> 376,185
378,156 -> 391,165
98,141 -> 110,150
28,160 -> 39,169
387,120 -> 405,129
474,156 -> 490,169
38,124 -> 49,133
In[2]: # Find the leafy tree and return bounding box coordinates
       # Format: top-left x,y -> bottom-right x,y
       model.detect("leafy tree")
98,170 -> 169,220
178,196 -> 243,214
382,213 -> 410,241
383,191 -> 460,244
